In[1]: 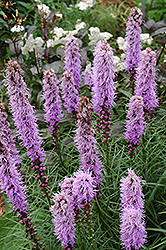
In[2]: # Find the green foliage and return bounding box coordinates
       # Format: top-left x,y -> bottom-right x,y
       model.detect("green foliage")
145,0 -> 166,22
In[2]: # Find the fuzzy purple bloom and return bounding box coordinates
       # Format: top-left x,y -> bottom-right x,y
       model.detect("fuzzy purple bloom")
61,70 -> 79,113
84,67 -> 93,89
135,48 -> 159,111
92,40 -> 116,115
4,59 -> 45,162
43,69 -> 62,131
124,7 -> 143,72
0,105 -> 28,212
124,95 -> 145,145
0,103 -> 21,167
74,96 -> 103,184
64,36 -> 81,87
50,192 -> 75,249
120,169 -> 147,250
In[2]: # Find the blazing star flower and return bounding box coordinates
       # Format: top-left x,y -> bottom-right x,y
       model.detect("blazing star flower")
74,96 -> 102,184
0,144 -> 28,212
72,170 -> 95,208
0,103 -> 21,167
43,69 -> 62,131
124,7 -> 143,72
64,36 -> 81,87
120,169 -> 147,250
92,40 -> 116,115
4,59 -> 45,162
61,70 -> 79,114
135,48 -> 159,112
50,192 -> 75,249
124,95 -> 145,145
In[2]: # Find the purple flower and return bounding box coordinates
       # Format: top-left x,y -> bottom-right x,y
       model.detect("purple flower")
135,48 -> 159,111
0,103 -> 21,167
50,192 -> 75,249
72,170 -> 95,208
43,69 -> 62,131
74,96 -> 102,184
124,7 -> 143,72
4,59 -> 45,162
92,40 -> 116,115
0,105 -> 28,212
61,70 -> 79,114
120,169 -> 147,250
84,67 -> 93,89
124,95 -> 145,145
64,36 -> 81,87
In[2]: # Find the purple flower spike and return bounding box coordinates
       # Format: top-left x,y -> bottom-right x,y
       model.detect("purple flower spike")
84,67 -> 93,89
72,170 -> 95,209
120,169 -> 147,250
0,106 -> 28,212
0,103 -> 21,167
4,59 -> 45,162
135,48 -> 159,111
43,69 -> 62,131
50,192 -> 75,249
64,36 -> 81,87
92,40 -> 116,115
61,70 -> 79,114
74,96 -> 103,184
124,7 -> 143,72
124,95 -> 145,145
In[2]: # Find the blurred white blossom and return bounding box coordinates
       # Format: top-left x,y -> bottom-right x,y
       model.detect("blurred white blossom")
75,22 -> 86,31
37,4 -> 50,18
140,33 -> 153,45
113,54 -> 125,73
88,27 -> 113,46
11,25 -> 24,33
117,37 -> 127,51
75,0 -> 94,10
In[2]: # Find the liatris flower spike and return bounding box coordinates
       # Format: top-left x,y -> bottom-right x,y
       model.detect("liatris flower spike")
92,40 -> 116,146
120,169 -> 147,250
74,96 -> 103,184
61,70 -> 79,117
4,60 -> 50,203
92,40 -> 116,115
43,69 -> 63,160
124,7 -> 143,93
84,67 -> 93,89
43,69 -> 62,131
135,47 -> 159,116
124,95 -> 145,156
64,36 -> 81,88
50,192 -> 75,249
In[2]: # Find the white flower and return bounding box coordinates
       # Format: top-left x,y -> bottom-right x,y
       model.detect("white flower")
163,55 -> 166,63
55,13 -> 63,18
140,33 -> 153,45
75,0 -> 94,10
37,4 -> 50,18
11,25 -> 24,33
75,22 -> 86,31
117,37 -> 127,51
113,54 -> 125,73
21,34 -> 35,55
88,27 -> 113,46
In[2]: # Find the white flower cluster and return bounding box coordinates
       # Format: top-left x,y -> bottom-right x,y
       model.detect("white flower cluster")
75,0 -> 94,10
37,3 -> 51,18
21,34 -> 45,57
113,54 -> 125,73
46,22 -> 86,48
88,27 -> 113,46
11,25 -> 24,33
